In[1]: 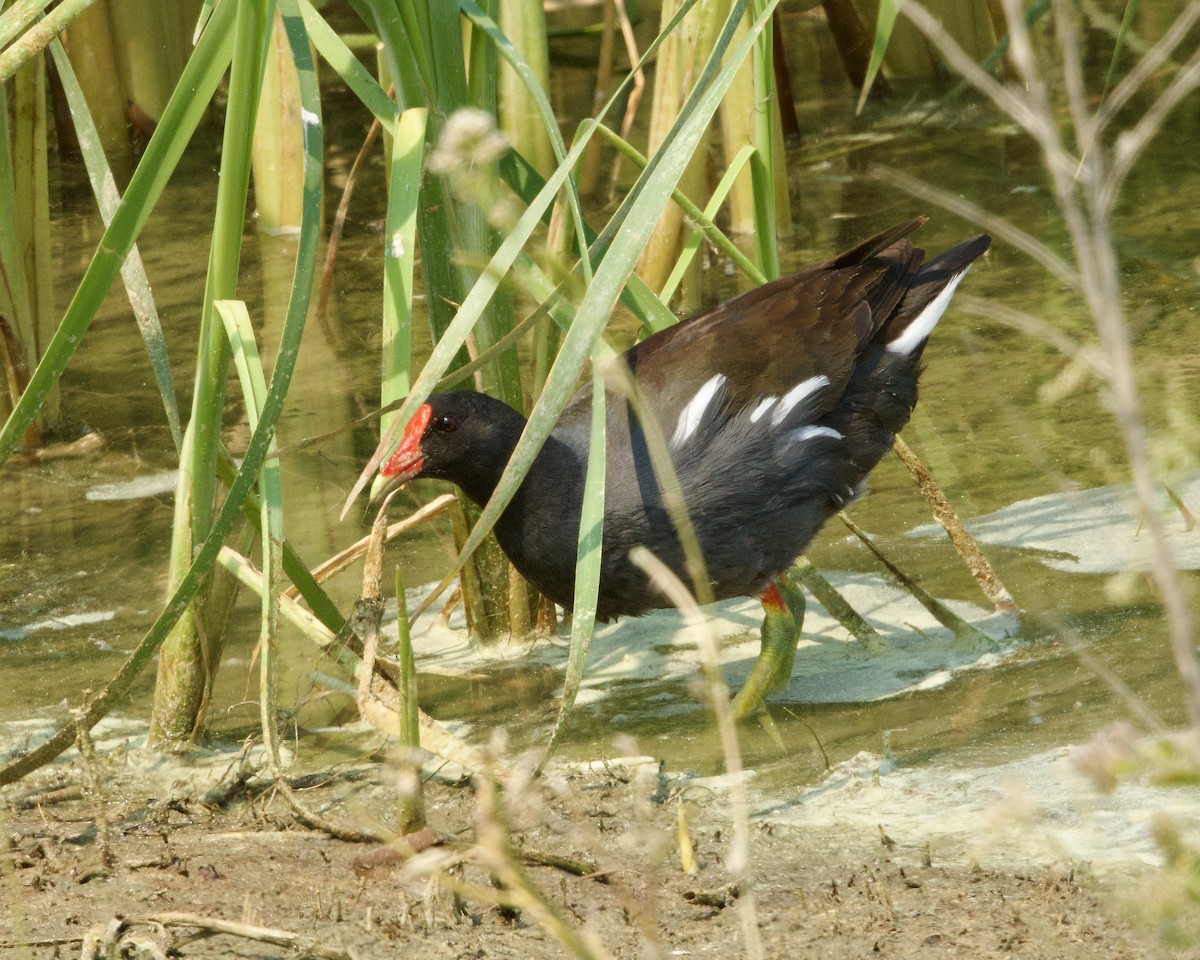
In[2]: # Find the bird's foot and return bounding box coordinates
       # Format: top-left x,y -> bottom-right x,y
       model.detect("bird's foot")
730,575 -> 806,720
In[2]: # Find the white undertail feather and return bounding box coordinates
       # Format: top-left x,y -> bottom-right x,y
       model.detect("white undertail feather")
671,373 -> 726,446
886,265 -> 971,356
771,375 -> 829,426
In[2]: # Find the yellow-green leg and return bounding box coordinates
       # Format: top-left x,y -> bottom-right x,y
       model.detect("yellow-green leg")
730,573 -> 806,720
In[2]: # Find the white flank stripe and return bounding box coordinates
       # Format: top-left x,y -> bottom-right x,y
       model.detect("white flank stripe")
887,265 -> 971,355
749,397 -> 777,423
790,425 -> 843,443
772,375 -> 829,426
671,374 -> 726,446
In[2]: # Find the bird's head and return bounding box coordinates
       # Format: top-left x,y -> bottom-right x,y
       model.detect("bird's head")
369,391 -> 526,508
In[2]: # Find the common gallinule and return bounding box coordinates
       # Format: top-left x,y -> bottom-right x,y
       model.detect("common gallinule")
376,219 -> 990,716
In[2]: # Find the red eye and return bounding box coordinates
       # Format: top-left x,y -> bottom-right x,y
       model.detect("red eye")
434,415 -> 459,432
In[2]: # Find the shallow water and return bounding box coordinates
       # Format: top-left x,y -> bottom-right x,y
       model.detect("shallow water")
2,5 -> 1197,798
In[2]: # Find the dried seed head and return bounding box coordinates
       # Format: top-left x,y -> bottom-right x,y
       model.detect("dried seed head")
429,108 -> 510,176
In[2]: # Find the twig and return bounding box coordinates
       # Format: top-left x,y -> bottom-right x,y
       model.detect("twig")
0,937 -> 84,950
892,435 -> 1020,616
519,846 -> 607,881
1093,1 -> 1200,138
148,913 -> 361,960
839,514 -> 996,651
273,778 -> 382,844
791,557 -> 886,654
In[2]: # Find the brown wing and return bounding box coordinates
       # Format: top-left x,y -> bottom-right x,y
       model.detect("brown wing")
614,219 -> 929,424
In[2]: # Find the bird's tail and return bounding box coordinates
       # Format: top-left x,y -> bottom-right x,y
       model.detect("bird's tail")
880,234 -> 992,356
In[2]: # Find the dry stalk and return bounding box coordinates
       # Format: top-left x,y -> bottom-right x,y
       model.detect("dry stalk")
283,492 -> 457,600
954,293 -> 1109,378
473,773 -> 616,960
870,165 -> 1079,288
273,778 -> 382,844
352,493 -> 503,779
629,545 -> 764,960
72,702 -> 114,871
892,435 -> 1019,616
897,0 -> 1200,740
315,86 -> 389,326
221,501 -> 489,776
607,0 -> 645,199
357,491 -> 427,832
578,0 -> 617,195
